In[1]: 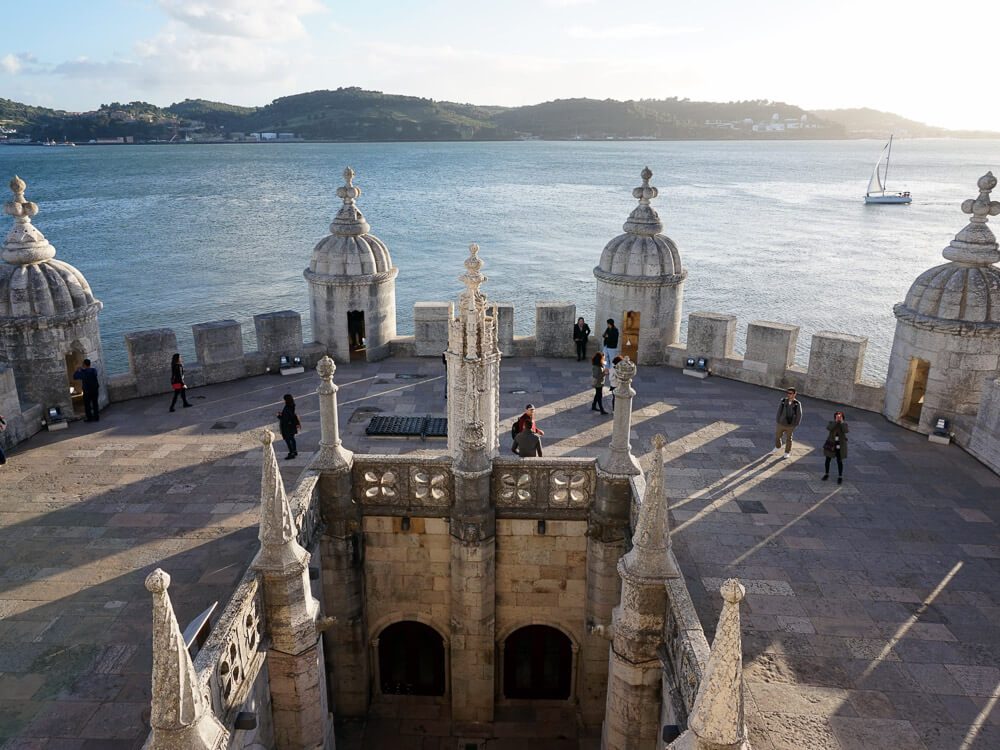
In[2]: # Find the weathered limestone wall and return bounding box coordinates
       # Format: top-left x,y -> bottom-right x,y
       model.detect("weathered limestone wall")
595,278 -> 683,365
363,515 -> 452,680
226,661 -> 276,750
193,320 -> 247,384
970,378 -> 1000,474
884,318 -> 1000,443
309,277 -> 396,363
0,364 -> 42,449
535,302 -> 577,358
671,311 -> 886,413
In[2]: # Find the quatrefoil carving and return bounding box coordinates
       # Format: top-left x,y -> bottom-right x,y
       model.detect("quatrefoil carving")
364,470 -> 397,499
413,470 -> 447,502
550,471 -> 588,506
499,473 -> 532,505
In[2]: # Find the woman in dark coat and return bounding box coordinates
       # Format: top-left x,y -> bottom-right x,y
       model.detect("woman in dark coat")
169,353 -> 191,411
822,411 -> 849,484
590,352 -> 608,415
276,393 -> 301,460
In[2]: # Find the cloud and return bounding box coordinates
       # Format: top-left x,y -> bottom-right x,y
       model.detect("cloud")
155,0 -> 325,41
567,24 -> 701,40
1,54 -> 21,74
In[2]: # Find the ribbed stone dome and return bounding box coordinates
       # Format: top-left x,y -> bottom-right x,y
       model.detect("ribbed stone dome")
898,172 -> 1000,325
596,167 -> 683,278
308,167 -> 393,277
1,176 -> 100,319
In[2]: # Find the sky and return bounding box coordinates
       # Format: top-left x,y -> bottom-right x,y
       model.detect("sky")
0,0 -> 990,130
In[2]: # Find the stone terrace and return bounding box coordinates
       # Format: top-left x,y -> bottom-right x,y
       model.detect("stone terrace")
0,357 -> 998,749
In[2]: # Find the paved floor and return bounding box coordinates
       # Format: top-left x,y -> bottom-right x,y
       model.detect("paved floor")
0,357 -> 998,749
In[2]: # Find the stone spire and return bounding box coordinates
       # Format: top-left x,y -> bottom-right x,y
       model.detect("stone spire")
942,172 -> 1000,265
2,175 -> 56,265
687,579 -> 749,749
312,355 -> 354,470
144,568 -> 228,749
458,243 -> 490,359
256,429 -> 308,568
620,434 -> 678,580
330,166 -> 371,236
622,166 -> 664,237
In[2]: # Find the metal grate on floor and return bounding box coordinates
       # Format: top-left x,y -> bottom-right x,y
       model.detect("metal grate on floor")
366,415 -> 447,439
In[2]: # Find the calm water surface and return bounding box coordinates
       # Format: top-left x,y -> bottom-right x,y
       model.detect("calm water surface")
2,139 -> 999,380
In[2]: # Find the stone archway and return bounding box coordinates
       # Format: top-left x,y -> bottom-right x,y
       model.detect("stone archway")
502,625 -> 573,700
377,620 -> 446,696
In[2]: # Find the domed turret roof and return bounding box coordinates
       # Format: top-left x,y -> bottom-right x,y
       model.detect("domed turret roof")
899,172 -> 1000,326
596,167 -> 684,279
0,176 -> 100,319
308,167 -> 393,277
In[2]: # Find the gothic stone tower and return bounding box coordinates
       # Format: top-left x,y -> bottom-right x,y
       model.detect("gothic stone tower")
594,167 -> 687,366
0,176 -> 107,415
884,172 -> 1000,442
446,244 -> 501,457
305,167 -> 398,363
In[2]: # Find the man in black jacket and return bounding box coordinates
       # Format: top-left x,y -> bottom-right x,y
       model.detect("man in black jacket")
573,317 -> 591,361
73,359 -> 101,422
602,319 -> 620,364
772,387 -> 802,459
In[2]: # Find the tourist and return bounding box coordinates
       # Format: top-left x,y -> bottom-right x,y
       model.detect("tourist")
591,352 -> 609,415
515,404 -> 544,437
72,358 -> 101,422
276,393 -> 301,460
513,423 -> 543,457
602,319 -> 620,363
608,355 -> 623,412
168,353 -> 192,412
573,317 -> 591,362
772,387 -> 802,459
0,413 -> 6,465
822,411 -> 849,484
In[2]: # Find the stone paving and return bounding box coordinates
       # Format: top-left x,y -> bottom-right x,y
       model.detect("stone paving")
1,356 -> 999,749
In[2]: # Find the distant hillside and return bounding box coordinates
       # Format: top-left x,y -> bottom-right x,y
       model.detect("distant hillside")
4,88 -> 993,143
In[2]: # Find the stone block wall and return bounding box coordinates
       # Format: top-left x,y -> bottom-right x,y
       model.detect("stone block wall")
0,364 -> 39,450
970,378 -> 1000,475
193,320 -> 246,384
535,302 -> 576,358
413,302 -> 452,357
123,328 -> 179,397
254,311 -> 304,368
494,302 -> 515,355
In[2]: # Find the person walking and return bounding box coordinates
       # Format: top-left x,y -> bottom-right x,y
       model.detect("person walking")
276,393 -> 301,460
73,358 -> 101,422
822,411 -> 849,484
608,355 -> 623,413
602,319 -> 620,364
772,387 -> 802,459
169,353 -> 192,412
591,351 -> 609,415
573,317 -> 591,362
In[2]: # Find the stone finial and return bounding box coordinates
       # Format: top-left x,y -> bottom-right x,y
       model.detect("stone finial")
145,569 -> 228,747
331,165 -> 371,237
623,166 -> 665,237
688,578 -> 748,748
944,171 -> 1000,264
256,429 -> 307,568
460,243 -> 487,297
613,355 -> 637,388
3,175 -> 55,265
317,355 -> 337,396
621,434 -> 678,580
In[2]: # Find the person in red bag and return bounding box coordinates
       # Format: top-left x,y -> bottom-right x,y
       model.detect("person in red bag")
169,353 -> 192,412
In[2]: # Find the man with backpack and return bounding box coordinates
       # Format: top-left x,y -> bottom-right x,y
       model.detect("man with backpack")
511,404 -> 544,456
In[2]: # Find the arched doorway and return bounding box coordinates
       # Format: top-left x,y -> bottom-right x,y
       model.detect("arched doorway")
502,625 -> 573,700
347,310 -> 366,361
621,310 -> 640,362
378,621 -> 446,696
65,345 -> 86,416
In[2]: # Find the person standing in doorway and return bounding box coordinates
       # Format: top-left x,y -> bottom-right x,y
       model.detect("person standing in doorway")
73,358 -> 101,422
602,319 -> 620,364
772,387 -> 802,459
277,393 -> 301,460
573,317 -> 591,362
822,411 -> 849,484
591,351 -> 609,415
169,353 -> 192,412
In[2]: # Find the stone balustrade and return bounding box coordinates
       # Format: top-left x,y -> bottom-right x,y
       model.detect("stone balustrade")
491,456 -> 597,518
352,455 -> 455,515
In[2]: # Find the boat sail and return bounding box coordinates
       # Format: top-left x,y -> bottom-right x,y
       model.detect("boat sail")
865,135 -> 911,204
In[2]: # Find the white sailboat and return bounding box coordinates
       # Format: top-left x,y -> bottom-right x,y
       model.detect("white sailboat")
865,135 -> 911,204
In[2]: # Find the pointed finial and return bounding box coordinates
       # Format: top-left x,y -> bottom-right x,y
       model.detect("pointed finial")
688,578 -> 748,747
459,243 -> 486,295
943,171 -> 1000,265
4,174 -> 38,219
317,354 -> 335,382
254,429 -> 306,568
4,175 -> 54,266
623,167 -> 664,237
613,355 -> 637,385
330,165 -> 370,236
620,434 -> 677,580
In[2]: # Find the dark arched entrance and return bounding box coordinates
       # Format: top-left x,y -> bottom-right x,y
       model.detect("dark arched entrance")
503,625 -> 573,700
378,621 -> 446,696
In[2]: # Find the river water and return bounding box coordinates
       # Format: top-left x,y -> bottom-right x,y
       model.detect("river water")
2,139 -> 999,379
